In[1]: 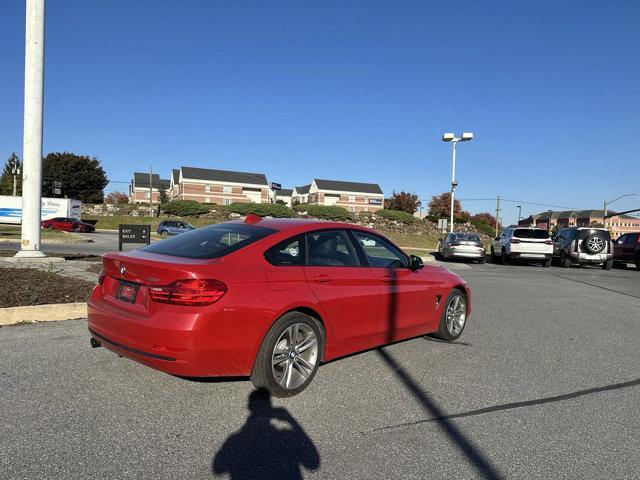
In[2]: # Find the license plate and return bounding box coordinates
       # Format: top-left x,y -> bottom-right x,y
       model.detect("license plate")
116,280 -> 139,304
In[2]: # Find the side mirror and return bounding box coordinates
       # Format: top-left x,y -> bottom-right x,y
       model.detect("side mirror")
410,255 -> 424,271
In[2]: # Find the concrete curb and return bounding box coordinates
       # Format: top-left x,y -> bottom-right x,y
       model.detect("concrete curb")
0,302 -> 86,326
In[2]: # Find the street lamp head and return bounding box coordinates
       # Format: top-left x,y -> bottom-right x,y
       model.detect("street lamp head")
460,132 -> 474,141
451,180 -> 459,188
442,133 -> 455,142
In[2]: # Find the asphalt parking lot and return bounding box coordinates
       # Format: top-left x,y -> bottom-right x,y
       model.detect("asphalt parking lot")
1,261 -> 639,479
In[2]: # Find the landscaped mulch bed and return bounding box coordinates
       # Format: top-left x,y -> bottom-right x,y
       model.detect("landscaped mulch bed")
0,267 -> 96,308
0,250 -> 102,261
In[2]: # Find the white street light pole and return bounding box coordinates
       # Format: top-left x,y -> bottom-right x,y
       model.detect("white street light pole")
16,0 -> 46,258
442,132 -> 473,233
603,193 -> 640,229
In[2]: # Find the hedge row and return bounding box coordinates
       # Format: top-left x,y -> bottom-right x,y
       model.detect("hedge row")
374,209 -> 415,224
224,202 -> 294,218
293,204 -> 353,221
160,200 -> 210,216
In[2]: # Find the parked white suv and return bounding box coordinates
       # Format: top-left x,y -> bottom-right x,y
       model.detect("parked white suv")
491,227 -> 553,266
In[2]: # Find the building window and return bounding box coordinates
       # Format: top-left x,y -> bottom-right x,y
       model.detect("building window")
348,195 -> 355,203
204,197 -> 210,203
223,186 -> 232,194
205,185 -> 211,193
223,198 -> 231,205
144,191 -> 150,199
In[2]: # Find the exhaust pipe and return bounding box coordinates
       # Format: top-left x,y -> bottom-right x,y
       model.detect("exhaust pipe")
90,337 -> 101,348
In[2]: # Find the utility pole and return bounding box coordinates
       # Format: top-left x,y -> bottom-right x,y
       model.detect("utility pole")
149,166 -> 154,217
517,205 -> 522,224
495,196 -> 501,238
603,200 -> 607,229
16,0 -> 46,258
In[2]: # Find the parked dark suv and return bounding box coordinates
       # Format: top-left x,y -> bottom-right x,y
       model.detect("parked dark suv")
613,232 -> 640,270
552,227 -> 613,269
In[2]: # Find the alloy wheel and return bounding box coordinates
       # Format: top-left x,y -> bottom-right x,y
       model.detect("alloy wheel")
445,295 -> 467,336
271,323 -> 318,390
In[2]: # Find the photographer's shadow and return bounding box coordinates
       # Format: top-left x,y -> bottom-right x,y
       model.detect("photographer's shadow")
212,389 -> 320,480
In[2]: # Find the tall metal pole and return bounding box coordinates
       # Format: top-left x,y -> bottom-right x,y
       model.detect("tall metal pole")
449,141 -> 457,233
603,201 -> 608,229
517,205 -> 522,223
16,0 -> 46,258
149,166 -> 154,217
495,196 -> 501,238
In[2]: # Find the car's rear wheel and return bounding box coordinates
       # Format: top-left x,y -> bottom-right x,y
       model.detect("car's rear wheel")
46,225 -> 53,230
560,250 -> 571,268
160,230 -> 168,235
477,256 -> 485,264
602,259 -> 613,270
435,290 -> 467,341
251,311 -> 323,397
501,248 -> 509,265
636,257 -> 640,271
543,258 -> 552,267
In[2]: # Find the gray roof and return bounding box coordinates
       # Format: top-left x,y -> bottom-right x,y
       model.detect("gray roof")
295,184 -> 311,195
529,209 -> 637,220
133,172 -> 170,189
314,179 -> 383,195
276,188 -> 293,196
180,166 -> 268,185
172,169 -> 180,184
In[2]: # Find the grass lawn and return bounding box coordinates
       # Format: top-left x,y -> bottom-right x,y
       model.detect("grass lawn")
381,231 -> 441,251
0,225 -> 88,243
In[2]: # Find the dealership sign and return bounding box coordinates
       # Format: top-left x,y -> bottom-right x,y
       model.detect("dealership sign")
368,198 -> 383,205
118,224 -> 151,251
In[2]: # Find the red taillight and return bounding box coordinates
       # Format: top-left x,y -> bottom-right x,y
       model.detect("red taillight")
510,238 -> 521,244
545,240 -> 553,245
149,279 -> 227,306
98,268 -> 106,285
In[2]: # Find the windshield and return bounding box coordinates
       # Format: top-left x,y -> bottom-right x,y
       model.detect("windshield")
141,223 -> 276,259
452,233 -> 481,243
514,229 -> 550,239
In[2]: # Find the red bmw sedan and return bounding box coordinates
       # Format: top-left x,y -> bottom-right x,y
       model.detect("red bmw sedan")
88,217 -> 471,397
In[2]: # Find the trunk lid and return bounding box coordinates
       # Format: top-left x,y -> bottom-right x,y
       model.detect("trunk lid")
100,251 -> 218,315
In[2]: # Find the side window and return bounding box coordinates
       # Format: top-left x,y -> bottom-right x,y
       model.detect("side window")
265,236 -> 303,266
625,234 -> 637,245
306,230 -> 360,267
352,231 -> 408,269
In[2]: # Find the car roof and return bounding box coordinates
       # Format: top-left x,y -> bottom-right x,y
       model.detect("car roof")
227,217 -> 377,235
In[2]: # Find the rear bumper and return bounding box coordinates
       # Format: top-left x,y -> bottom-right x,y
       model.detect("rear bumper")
569,252 -> 613,264
510,252 -> 552,260
87,296 -> 258,377
446,247 -> 485,258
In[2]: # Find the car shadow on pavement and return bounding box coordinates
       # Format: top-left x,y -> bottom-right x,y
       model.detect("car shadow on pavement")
212,388 -> 320,480
377,268 -> 504,480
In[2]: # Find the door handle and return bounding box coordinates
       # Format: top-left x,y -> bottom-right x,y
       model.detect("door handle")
312,275 -> 334,283
379,275 -> 396,283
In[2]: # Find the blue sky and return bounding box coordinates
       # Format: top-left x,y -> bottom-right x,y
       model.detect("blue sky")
1,0 -> 638,224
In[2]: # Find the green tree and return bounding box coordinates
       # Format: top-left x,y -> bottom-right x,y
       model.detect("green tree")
42,152 -> 108,203
386,191 -> 421,213
0,153 -> 22,196
158,183 -> 169,204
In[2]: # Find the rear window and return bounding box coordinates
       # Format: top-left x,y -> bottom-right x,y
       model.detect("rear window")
513,229 -> 549,239
452,233 -> 481,242
141,223 -> 276,259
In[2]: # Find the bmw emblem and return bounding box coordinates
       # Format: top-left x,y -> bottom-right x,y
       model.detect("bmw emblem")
120,265 -> 126,276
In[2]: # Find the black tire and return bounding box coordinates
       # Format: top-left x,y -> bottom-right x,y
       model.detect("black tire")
501,248 -> 509,265
47,225 -> 54,230
602,259 -> 613,270
435,290 -> 468,341
251,311 -> 324,398
560,250 -> 571,268
583,233 -> 606,254
478,256 -> 485,264
490,246 -> 498,263
160,230 -> 169,235
543,258 -> 552,268
636,258 -> 640,271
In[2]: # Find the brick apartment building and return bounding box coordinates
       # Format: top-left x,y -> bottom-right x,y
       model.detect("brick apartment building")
171,166 -> 270,205
293,179 -> 384,213
129,172 -> 170,203
519,210 -> 640,238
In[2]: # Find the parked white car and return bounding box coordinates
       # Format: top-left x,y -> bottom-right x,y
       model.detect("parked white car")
491,227 -> 553,266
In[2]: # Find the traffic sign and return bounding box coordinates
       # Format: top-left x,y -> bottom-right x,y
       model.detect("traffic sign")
118,224 -> 151,251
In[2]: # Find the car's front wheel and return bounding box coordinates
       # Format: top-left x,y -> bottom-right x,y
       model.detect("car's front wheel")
560,250 -> 571,268
435,290 -> 468,341
602,259 -> 613,270
251,311 -> 323,397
